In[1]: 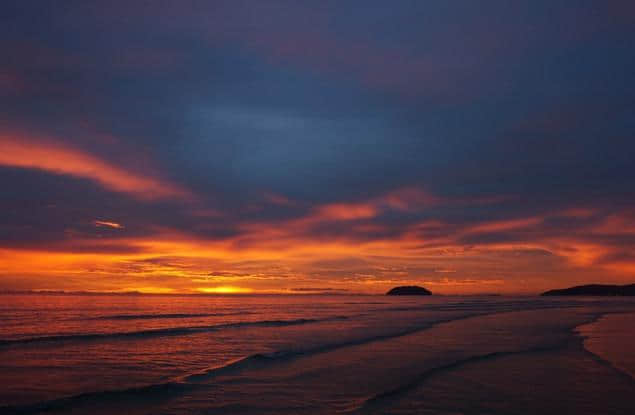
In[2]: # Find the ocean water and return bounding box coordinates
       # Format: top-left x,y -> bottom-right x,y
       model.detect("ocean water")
0,294 -> 634,414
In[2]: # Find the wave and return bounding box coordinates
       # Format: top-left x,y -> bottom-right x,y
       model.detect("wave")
0,316 -> 349,347
1,311 -> 509,413
342,302 -> 389,305
89,311 -> 252,320
349,344 -> 567,414
182,351 -> 298,382
350,311 -> 617,413
575,312 -> 635,383
582,347 -> 635,383
381,300 -> 583,314
0,351 -> 311,414
179,310 -> 530,383
1,306 -> 592,414
0,380 -> 190,415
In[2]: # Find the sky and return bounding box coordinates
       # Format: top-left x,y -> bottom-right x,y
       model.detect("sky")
1,1 -> 635,294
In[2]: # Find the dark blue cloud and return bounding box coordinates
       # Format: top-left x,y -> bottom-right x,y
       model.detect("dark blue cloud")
2,0 -> 635,250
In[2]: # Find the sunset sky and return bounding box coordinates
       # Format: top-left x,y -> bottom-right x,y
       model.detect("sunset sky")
2,1 -> 635,294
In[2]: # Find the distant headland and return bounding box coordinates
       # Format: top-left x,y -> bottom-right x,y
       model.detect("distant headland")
386,286 -> 432,296
541,284 -> 635,296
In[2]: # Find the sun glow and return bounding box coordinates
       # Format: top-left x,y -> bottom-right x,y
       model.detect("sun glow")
197,286 -> 254,294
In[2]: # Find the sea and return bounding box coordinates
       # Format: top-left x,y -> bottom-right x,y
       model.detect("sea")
0,294 -> 634,414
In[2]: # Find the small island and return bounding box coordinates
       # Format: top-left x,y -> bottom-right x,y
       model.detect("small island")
541,284 -> 635,296
386,285 -> 432,296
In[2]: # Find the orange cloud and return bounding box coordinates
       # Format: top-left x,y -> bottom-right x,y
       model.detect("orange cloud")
1,185 -> 634,295
313,202 -> 378,221
466,217 -> 543,233
0,133 -> 190,200
383,187 -> 443,210
94,220 -> 124,229
0,218 -> 632,295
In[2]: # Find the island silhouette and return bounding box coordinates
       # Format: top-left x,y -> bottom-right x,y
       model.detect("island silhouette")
542,284 -> 635,296
386,286 -> 432,296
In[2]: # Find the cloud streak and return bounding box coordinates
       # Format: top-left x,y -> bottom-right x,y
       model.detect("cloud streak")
0,132 -> 191,200
94,220 -> 124,229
